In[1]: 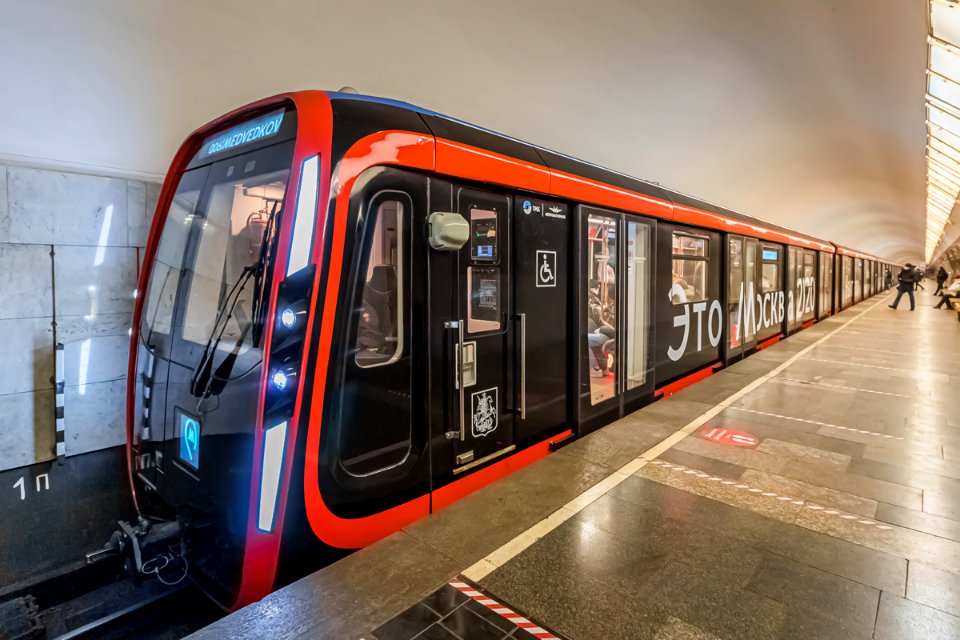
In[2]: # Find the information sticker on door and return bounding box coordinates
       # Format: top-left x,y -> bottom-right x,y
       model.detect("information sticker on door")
471,387 -> 499,438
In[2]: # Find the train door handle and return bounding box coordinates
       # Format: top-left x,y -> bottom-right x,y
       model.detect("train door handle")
517,313 -> 527,419
445,320 -> 466,441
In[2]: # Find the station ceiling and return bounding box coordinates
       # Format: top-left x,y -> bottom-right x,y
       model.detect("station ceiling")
0,0 -> 927,263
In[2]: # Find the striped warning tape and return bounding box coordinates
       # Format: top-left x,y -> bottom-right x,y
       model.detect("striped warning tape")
448,580 -> 562,639
55,342 -> 65,464
647,460 -> 894,530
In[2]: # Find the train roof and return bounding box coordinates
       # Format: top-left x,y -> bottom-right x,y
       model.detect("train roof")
326,92 -> 881,258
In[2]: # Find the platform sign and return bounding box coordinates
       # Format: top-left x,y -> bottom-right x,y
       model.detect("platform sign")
702,427 -> 758,447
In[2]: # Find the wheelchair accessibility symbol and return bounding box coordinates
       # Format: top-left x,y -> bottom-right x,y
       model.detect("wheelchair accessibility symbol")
536,250 -> 556,288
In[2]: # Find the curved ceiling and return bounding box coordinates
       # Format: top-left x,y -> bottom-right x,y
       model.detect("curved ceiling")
0,0 -> 927,262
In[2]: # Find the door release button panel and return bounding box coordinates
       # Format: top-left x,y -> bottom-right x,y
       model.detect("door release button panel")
455,341 -> 477,389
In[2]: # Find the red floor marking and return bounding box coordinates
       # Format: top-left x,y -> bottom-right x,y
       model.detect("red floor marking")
702,427 -> 759,447
449,580 -> 561,639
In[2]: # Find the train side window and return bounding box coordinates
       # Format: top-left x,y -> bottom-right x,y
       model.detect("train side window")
670,232 -> 708,304
354,199 -> 404,368
340,192 -> 412,477
761,247 -> 780,293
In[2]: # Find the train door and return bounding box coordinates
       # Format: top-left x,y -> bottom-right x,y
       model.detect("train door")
853,258 -> 863,303
725,235 -> 758,362
841,255 -> 854,308
577,206 -> 656,433
799,249 -> 817,325
786,246 -> 800,334
512,196 -> 570,442
656,223 -> 722,385
817,251 -> 833,318
431,186 -> 515,472
756,244 -> 785,342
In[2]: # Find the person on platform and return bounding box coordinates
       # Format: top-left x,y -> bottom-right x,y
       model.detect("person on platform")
935,266 -> 949,295
934,275 -> 960,309
885,270 -> 893,289
889,263 -> 921,311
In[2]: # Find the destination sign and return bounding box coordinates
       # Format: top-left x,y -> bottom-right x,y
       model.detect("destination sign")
199,109 -> 285,159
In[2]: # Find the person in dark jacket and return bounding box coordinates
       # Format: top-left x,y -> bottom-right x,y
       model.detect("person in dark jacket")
935,266 -> 949,295
889,263 -> 921,310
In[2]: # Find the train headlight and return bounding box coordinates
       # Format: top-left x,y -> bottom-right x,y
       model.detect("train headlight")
277,300 -> 307,331
270,368 -> 296,391
280,307 -> 297,329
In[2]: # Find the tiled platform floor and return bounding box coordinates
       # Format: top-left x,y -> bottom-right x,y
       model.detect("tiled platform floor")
191,287 -> 960,640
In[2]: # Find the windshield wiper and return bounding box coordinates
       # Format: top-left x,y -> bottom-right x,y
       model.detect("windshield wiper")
189,200 -> 281,398
189,265 -> 254,397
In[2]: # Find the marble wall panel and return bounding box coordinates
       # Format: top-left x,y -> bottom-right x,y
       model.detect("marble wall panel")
3,166 -> 130,246
63,378 -> 126,455
0,165 -> 6,223
58,313 -> 130,388
0,317 -> 54,395
0,389 -> 55,472
0,243 -> 54,319
126,180 -> 147,247
53,245 -> 137,317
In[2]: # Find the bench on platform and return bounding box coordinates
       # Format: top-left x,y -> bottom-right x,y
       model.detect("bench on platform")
951,298 -> 960,321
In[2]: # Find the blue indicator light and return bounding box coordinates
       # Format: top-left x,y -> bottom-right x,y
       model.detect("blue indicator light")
198,110 -> 285,159
179,413 -> 201,470
762,249 -> 779,261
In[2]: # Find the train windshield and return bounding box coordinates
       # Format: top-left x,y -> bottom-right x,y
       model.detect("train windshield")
140,115 -> 297,373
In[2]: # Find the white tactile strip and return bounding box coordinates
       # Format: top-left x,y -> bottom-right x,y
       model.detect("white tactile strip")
773,377 -> 911,398
726,406 -> 904,440
647,460 -> 894,530
461,293 -> 895,583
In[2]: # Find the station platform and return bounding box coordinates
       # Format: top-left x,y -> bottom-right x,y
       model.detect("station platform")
190,287 -> 960,640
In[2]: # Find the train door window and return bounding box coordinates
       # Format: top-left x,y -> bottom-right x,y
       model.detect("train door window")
802,250 -> 816,317
586,213 -> 618,405
843,255 -> 854,306
355,199 -> 404,367
854,258 -> 863,301
744,239 -> 758,342
728,237 -> 744,349
761,246 -> 780,293
671,233 -> 708,304
626,221 -> 651,390
467,208 -> 502,334
341,193 -> 411,475
819,253 -> 833,315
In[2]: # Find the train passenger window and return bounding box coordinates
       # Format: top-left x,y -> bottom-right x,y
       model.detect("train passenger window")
761,247 -> 780,293
586,213 -> 617,405
340,192 -> 412,477
671,232 -> 709,304
354,200 -> 404,368
626,222 -> 651,390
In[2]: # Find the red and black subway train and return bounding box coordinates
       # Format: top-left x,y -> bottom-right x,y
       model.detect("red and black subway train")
122,90 -> 895,609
